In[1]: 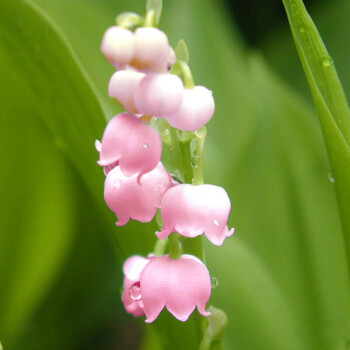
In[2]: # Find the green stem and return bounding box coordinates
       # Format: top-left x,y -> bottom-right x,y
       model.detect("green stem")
169,233 -> 181,259
117,12 -> 144,29
144,9 -> 156,27
154,238 -> 167,256
192,126 -> 207,185
179,61 -> 195,89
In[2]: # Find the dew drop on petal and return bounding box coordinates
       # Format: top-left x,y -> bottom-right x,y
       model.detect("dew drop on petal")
213,219 -> 220,227
211,277 -> 219,289
129,282 -> 142,301
142,143 -> 148,149
114,180 -> 121,188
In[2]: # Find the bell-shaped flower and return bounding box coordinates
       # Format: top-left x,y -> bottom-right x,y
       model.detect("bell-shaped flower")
101,26 -> 135,69
164,86 -> 215,131
122,255 -> 211,322
108,70 -> 145,114
104,162 -> 173,226
130,28 -> 170,72
96,113 -> 162,181
157,46 -> 176,73
134,73 -> 184,117
157,184 -> 234,246
122,255 -> 150,317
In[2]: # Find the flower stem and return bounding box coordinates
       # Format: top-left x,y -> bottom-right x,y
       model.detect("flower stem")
144,9 -> 156,27
192,126 -> 207,185
179,61 -> 195,89
154,238 -> 167,256
169,233 -> 181,259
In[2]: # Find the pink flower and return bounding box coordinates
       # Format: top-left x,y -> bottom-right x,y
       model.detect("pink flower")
104,162 -> 173,226
96,113 -> 162,181
108,70 -> 145,114
122,255 -> 211,322
157,184 -> 234,246
130,28 -> 170,72
157,46 -> 176,73
134,73 -> 184,117
122,256 -> 150,317
101,26 -> 135,69
164,86 -> 215,131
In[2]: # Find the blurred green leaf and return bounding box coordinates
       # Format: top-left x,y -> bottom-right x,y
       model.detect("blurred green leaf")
175,39 -> 190,63
282,0 -> 350,269
0,0 -> 116,346
146,0 -> 163,26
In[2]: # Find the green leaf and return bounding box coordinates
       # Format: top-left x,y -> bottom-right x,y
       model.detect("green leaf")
175,39 -> 190,63
146,0 -> 162,26
0,0 -> 114,346
282,0 -> 350,269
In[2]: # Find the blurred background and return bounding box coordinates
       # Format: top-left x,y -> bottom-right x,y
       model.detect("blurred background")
1,0 -> 350,349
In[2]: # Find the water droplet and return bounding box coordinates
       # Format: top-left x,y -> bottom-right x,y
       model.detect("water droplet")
142,143 -> 148,149
299,26 -> 306,33
211,277 -> 219,289
114,180 -> 121,188
213,219 -> 220,227
191,155 -> 200,168
129,282 -> 142,301
322,57 -> 333,67
164,129 -> 170,136
328,172 -> 335,183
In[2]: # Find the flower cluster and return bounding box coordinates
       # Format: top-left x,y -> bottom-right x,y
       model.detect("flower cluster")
96,5 -> 234,323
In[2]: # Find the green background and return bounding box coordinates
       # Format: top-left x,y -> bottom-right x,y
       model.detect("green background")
0,0 -> 349,349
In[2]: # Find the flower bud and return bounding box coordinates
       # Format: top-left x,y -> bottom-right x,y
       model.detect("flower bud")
134,73 -> 184,117
101,26 -> 135,69
108,70 -> 145,113
157,46 -> 176,73
130,28 -> 170,71
165,86 -> 215,131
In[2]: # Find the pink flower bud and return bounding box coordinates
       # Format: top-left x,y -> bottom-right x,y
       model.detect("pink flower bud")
101,26 -> 135,69
157,46 -> 176,73
122,256 -> 150,317
104,162 -> 173,226
97,113 -> 162,181
108,70 -> 145,113
130,28 -> 170,71
165,86 -> 215,131
157,184 -> 234,246
134,73 -> 184,117
121,255 -> 211,322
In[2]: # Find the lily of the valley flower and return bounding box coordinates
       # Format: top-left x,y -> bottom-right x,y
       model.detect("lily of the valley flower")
130,27 -> 170,72
101,26 -> 135,69
104,162 -> 173,226
164,86 -> 215,131
122,255 -> 150,317
122,254 -> 211,323
134,73 -> 184,117
157,184 -> 234,245
97,113 -> 162,181
108,70 -> 145,114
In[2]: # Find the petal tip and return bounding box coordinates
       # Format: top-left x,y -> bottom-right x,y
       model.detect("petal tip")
95,140 -> 102,152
